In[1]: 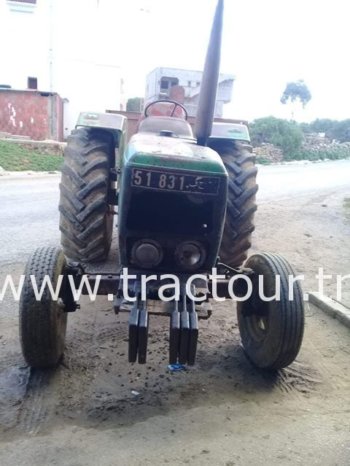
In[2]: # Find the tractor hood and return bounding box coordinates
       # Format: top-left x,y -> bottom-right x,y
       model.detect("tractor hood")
124,133 -> 227,175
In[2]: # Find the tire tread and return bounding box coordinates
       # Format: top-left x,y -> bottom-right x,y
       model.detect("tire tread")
59,127 -> 114,262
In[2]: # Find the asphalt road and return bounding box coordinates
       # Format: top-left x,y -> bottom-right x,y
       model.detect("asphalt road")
256,159 -> 350,203
0,174 -> 59,264
0,160 -> 349,264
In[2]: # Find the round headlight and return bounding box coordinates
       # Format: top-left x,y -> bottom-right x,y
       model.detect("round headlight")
131,240 -> 163,268
175,241 -> 206,270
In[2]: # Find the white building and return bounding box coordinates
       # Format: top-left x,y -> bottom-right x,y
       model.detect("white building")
145,67 -> 234,118
0,0 -> 123,138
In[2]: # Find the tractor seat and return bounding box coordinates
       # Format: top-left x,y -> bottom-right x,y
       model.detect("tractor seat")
138,116 -> 193,139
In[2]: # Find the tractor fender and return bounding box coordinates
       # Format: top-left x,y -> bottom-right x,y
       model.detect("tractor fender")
210,121 -> 251,145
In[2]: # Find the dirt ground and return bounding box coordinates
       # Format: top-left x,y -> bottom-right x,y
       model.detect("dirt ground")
0,184 -> 349,465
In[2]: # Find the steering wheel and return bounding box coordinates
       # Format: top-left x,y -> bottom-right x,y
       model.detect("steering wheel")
144,100 -> 188,120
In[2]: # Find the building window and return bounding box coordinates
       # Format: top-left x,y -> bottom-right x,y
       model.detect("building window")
160,80 -> 169,90
27,77 -> 38,90
188,80 -> 199,88
160,77 -> 179,91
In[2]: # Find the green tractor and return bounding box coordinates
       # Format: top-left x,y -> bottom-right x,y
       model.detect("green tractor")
19,0 -> 304,371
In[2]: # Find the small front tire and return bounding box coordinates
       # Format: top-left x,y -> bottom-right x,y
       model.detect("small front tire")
237,253 -> 305,370
19,247 -> 68,369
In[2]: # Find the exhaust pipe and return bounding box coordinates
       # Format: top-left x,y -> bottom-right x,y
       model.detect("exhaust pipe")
194,0 -> 224,146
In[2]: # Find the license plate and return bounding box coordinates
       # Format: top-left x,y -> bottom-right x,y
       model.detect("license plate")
131,168 -> 220,195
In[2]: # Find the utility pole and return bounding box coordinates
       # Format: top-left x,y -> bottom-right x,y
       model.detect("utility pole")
48,0 -> 54,92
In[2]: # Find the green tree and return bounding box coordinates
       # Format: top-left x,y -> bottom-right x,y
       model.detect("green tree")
280,80 -> 311,120
281,80 -> 312,108
308,118 -> 335,134
299,122 -> 312,134
328,119 -> 350,142
250,116 -> 304,157
126,97 -> 144,112
301,119 -> 350,142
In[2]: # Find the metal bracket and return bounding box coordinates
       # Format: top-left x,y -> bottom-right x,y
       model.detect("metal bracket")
61,263 -> 84,312
170,286 -> 199,366
128,281 -> 149,364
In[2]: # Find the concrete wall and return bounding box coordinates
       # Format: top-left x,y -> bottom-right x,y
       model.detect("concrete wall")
0,89 -> 63,140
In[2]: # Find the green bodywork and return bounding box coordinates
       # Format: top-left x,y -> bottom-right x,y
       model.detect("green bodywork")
123,133 -> 227,174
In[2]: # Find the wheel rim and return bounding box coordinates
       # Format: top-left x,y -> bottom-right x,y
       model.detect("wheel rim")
246,313 -> 269,342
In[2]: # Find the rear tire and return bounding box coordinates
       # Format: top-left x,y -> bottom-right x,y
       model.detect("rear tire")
218,142 -> 258,268
59,127 -> 114,263
237,253 -> 305,370
19,247 -> 68,369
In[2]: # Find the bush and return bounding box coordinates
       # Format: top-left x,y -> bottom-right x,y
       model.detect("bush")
255,156 -> 271,165
307,118 -> 336,134
284,144 -> 350,161
300,118 -> 350,143
250,116 -> 303,158
328,120 -> 350,142
126,97 -> 143,112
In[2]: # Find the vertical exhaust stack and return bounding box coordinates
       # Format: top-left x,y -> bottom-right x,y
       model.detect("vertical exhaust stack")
195,0 -> 224,146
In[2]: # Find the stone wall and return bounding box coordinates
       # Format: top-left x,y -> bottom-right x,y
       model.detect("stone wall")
253,143 -> 283,162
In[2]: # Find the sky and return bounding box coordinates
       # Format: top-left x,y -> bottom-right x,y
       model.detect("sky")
93,0 -> 350,122
1,0 -> 350,122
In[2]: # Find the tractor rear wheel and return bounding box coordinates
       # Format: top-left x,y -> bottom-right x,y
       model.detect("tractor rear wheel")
19,247 -> 68,368
218,142 -> 258,268
59,127 -> 114,263
237,253 -> 305,370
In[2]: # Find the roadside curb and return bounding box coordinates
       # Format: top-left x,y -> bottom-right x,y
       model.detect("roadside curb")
308,292 -> 350,329
0,171 -> 60,181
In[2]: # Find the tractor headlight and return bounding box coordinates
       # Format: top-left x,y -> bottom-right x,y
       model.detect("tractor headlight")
175,241 -> 206,270
131,240 -> 163,268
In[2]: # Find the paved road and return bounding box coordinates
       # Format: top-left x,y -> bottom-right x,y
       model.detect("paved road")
0,160 -> 349,264
0,174 -> 60,264
256,159 -> 350,203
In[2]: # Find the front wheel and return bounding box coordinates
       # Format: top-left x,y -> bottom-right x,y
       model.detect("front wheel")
237,253 -> 305,370
19,247 -> 68,369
